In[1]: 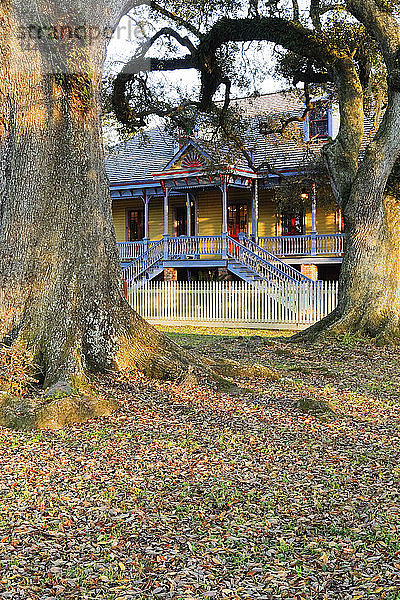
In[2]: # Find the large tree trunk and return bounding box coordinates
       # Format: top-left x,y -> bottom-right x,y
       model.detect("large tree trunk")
303,189 -> 400,344
296,59 -> 400,345
336,189 -> 400,342
0,0 -> 195,388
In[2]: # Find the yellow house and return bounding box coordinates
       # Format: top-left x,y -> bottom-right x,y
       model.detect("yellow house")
106,92 -> 344,284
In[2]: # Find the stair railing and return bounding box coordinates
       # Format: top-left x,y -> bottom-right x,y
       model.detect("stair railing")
227,237 -> 301,284
122,240 -> 164,283
239,236 -> 314,283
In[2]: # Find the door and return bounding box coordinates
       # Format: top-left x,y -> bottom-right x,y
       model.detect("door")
127,209 -> 143,241
228,203 -> 248,239
175,206 -> 187,237
175,205 -> 196,236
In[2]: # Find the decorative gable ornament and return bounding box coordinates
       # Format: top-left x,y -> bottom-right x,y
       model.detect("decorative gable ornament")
181,151 -> 204,170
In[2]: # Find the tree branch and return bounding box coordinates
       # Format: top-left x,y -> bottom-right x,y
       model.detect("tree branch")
149,1 -> 202,38
322,59 -> 364,207
138,26 -> 196,57
201,16 -> 340,66
112,56 -> 196,130
292,0 -> 300,22
310,0 -> 322,30
345,0 -> 400,88
260,82 -> 313,136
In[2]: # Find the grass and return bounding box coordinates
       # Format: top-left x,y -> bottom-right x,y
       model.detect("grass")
1,326 -> 400,599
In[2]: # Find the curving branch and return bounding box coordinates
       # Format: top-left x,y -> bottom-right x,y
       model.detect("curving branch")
200,16 -> 340,66
138,26 -> 196,57
112,55 -> 196,130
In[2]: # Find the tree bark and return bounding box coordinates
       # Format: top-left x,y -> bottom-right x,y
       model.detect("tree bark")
0,0 -> 197,388
300,189 -> 400,344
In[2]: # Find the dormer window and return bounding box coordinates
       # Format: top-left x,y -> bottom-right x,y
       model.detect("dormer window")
309,100 -> 329,140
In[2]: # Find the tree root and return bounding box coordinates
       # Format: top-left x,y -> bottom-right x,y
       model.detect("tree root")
203,357 -> 280,382
0,313 -> 280,430
0,384 -> 118,431
291,305 -> 400,346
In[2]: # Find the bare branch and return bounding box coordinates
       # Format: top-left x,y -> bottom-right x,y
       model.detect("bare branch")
292,0 -> 300,22
259,82 -> 313,137
138,26 -> 196,57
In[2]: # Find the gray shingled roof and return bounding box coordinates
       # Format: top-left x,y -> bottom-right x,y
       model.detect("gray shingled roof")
105,127 -> 177,184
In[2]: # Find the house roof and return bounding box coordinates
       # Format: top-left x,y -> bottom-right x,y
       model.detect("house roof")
105,90 -> 374,187
105,127 -> 177,185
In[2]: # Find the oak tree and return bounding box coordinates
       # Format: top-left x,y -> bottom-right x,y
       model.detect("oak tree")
0,0 -> 228,394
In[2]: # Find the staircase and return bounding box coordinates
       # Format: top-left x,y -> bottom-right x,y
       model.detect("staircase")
235,236 -> 314,283
227,260 -> 266,283
122,235 -> 314,287
122,240 -> 164,286
227,237 -> 314,284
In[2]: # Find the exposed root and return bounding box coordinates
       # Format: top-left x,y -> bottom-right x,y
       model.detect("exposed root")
0,311 -> 280,430
0,382 -> 118,431
203,358 -> 280,382
290,308 -> 343,344
291,305 -> 400,347
35,393 -> 117,430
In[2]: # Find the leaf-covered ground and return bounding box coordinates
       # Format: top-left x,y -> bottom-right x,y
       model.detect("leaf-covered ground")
1,327 -> 400,600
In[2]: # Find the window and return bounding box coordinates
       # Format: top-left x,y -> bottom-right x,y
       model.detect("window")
127,209 -> 143,241
228,203 -> 248,239
309,101 -> 329,140
281,211 -> 305,236
174,204 -> 196,236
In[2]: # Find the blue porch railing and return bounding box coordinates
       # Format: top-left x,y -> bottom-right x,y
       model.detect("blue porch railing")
121,235 -> 315,285
257,233 -> 345,256
118,233 -> 345,261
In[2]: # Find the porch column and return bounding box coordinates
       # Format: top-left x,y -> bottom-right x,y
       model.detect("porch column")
163,186 -> 169,260
221,177 -> 228,259
142,190 -> 150,250
163,187 -> 169,237
311,182 -> 317,256
186,192 -> 191,236
193,192 -> 199,235
251,179 -> 259,241
221,177 -> 228,234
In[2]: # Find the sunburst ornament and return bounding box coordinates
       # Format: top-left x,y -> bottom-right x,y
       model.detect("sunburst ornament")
181,151 -> 204,169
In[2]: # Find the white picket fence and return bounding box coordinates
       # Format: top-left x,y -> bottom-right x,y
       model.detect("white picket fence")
127,280 -> 339,330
